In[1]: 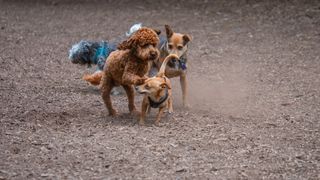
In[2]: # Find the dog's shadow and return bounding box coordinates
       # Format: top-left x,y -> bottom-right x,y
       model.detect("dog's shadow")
75,86 -> 171,127
78,86 -> 100,95
98,110 -> 172,128
77,86 -> 126,96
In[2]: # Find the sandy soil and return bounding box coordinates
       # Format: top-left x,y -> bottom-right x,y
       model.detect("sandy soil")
0,0 -> 319,179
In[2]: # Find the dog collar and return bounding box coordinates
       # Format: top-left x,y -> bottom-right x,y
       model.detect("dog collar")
148,88 -> 169,108
179,56 -> 187,70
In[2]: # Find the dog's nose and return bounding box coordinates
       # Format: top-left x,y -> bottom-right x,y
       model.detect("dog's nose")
150,51 -> 157,58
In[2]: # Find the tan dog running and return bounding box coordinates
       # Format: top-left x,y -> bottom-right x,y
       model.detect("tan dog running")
136,54 -> 179,126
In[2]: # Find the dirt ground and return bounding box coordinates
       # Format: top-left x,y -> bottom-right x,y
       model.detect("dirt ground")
0,0 -> 319,179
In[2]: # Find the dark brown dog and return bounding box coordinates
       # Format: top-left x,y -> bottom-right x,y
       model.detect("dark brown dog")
100,27 -> 160,116
152,25 -> 192,107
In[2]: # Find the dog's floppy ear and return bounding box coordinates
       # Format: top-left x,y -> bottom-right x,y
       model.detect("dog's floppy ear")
165,25 -> 174,38
153,29 -> 161,35
118,38 -> 135,50
182,34 -> 192,45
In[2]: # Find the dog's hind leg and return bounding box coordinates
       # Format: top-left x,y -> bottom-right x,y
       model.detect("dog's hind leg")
101,76 -> 117,116
122,85 -> 139,115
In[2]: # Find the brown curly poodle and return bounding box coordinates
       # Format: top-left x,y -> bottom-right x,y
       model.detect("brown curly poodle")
100,27 -> 161,116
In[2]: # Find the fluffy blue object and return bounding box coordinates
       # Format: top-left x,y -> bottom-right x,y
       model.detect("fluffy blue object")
68,40 -> 117,71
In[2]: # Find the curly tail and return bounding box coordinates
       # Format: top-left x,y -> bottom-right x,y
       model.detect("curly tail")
157,54 -> 179,77
82,71 -> 103,86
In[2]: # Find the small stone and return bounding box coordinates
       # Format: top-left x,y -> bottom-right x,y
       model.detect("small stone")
211,167 -> 218,172
176,168 -> 187,173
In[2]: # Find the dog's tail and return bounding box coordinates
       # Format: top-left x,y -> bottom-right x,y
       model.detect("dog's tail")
82,71 -> 103,86
157,54 -> 179,77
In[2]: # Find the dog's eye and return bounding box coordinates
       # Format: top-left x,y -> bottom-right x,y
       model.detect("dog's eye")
145,85 -> 150,89
168,44 -> 173,49
177,46 -> 183,50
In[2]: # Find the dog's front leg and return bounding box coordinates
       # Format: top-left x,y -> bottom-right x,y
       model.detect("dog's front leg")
180,74 -> 189,108
155,107 -> 166,126
168,97 -> 173,114
122,85 -> 139,115
139,98 -> 149,125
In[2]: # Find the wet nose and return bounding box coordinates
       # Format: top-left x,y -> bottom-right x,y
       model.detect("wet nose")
150,51 -> 157,58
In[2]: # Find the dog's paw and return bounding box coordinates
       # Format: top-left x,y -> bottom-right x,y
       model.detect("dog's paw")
154,120 -> 163,127
108,109 -> 118,117
183,103 -> 191,109
130,109 -> 141,117
139,120 -> 145,126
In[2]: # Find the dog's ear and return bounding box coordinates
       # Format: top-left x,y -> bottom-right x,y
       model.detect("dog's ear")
182,34 -> 192,45
118,38 -> 135,50
165,25 -> 174,38
153,29 -> 161,35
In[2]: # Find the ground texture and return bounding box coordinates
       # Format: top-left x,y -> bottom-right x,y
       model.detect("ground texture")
0,0 -> 319,179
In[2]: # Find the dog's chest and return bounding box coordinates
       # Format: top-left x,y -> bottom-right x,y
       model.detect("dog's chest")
135,63 -> 149,76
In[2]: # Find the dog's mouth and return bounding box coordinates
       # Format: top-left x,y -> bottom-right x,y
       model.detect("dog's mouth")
168,59 -> 179,69
148,52 -> 159,61
148,55 -> 158,61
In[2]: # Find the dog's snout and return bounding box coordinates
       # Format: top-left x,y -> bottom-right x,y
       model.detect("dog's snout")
150,51 -> 157,58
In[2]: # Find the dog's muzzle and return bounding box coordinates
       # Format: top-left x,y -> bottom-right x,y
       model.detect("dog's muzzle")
149,51 -> 158,60
134,86 -> 145,94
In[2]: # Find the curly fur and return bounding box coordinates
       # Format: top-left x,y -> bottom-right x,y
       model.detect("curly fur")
118,28 -> 160,50
100,27 -> 160,116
